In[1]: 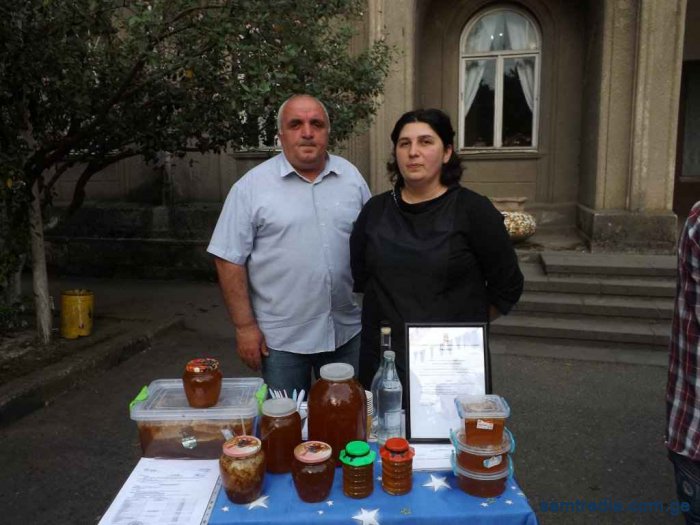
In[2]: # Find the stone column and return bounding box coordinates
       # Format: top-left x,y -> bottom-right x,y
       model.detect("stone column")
367,0 -> 417,194
577,0 -> 686,252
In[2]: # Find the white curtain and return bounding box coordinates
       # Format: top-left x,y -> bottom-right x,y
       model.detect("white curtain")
505,14 -> 535,112
463,16 -> 499,114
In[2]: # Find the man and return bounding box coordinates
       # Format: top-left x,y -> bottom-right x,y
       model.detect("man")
667,201 -> 700,524
208,94 -> 370,395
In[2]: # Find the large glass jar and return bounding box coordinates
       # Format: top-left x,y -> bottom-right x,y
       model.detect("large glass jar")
182,358 -> 222,408
219,436 -> 265,504
379,437 -> 414,495
260,398 -> 302,474
291,441 -> 335,502
339,440 -> 375,499
308,363 -> 367,461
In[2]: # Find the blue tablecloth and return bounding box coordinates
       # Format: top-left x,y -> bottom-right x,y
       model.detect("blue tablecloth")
208,467 -> 538,525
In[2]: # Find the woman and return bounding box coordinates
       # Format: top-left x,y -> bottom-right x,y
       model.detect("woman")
350,108 -> 524,394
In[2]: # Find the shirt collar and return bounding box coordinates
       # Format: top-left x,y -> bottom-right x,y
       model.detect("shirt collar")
278,152 -> 339,181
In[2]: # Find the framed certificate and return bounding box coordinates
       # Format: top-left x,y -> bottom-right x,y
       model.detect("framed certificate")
405,323 -> 489,443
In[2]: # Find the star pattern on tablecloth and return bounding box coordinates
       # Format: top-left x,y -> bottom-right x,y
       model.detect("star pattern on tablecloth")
505,500 -> 513,505
221,506 -> 229,512
352,507 -> 380,525
486,498 -> 497,505
400,507 -> 411,515
318,510 -> 324,515
480,502 -> 489,508
517,491 -> 525,497
247,495 -> 269,510
423,474 -> 450,492
327,500 -> 334,507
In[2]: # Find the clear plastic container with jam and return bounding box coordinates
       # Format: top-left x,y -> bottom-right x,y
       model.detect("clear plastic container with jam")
260,398 -> 302,474
451,428 -> 512,474
451,451 -> 510,498
183,358 -> 222,408
220,436 -> 266,504
454,394 -> 510,448
130,378 -> 262,458
339,440 -> 375,499
379,437 -> 414,495
291,441 -> 335,502
308,363 -> 367,462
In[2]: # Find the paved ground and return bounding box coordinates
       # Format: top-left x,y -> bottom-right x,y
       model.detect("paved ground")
0,275 -> 683,524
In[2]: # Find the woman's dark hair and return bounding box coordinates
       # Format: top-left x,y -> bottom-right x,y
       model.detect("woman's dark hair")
387,108 -> 463,188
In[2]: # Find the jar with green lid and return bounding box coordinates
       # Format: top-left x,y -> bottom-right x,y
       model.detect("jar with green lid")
379,437 -> 414,495
339,440 -> 376,498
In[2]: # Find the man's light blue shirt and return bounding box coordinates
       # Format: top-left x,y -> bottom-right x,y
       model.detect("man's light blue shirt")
208,152 -> 371,353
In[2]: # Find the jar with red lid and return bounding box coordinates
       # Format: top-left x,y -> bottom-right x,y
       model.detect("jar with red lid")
261,398 -> 302,474
339,440 -> 375,499
291,441 -> 335,502
379,437 -> 414,495
183,358 -> 222,408
308,363 -> 367,462
219,436 -> 265,504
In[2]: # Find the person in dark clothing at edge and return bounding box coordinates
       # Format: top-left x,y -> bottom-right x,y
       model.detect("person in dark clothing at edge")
349,108 -> 524,398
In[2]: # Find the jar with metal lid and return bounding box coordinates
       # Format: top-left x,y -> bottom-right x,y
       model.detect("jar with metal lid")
291,441 -> 335,502
219,436 -> 265,504
261,398 -> 302,473
339,440 -> 375,499
182,358 -> 222,408
308,363 -> 367,461
379,437 -> 414,495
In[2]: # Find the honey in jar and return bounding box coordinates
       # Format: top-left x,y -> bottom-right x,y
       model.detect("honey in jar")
219,436 -> 265,504
291,441 -> 335,502
379,437 -> 414,495
453,453 -> 509,498
339,440 -> 375,499
452,429 -> 511,474
454,394 -> 510,448
261,398 -> 302,474
183,358 -> 222,408
308,363 -> 367,462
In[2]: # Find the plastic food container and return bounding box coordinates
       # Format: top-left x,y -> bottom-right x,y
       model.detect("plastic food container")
454,395 -> 510,447
130,378 -> 263,458
451,429 -> 511,474
451,452 -> 510,498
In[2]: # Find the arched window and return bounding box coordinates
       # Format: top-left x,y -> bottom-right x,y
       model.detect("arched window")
459,7 -> 541,149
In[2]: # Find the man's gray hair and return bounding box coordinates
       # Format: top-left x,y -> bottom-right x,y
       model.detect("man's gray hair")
277,95 -> 331,133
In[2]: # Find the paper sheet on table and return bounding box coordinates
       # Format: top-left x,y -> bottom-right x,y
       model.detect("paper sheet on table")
410,443 -> 453,471
98,458 -> 219,525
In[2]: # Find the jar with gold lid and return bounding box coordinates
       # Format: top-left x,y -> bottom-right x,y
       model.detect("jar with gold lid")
183,358 -> 222,408
219,436 -> 265,504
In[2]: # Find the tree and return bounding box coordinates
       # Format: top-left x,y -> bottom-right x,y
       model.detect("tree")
0,0 -> 393,343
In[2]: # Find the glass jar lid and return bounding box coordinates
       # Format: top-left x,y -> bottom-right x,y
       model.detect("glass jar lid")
186,358 -> 220,373
319,363 -> 354,381
222,435 -> 261,458
340,440 -> 376,467
294,441 -> 332,464
262,398 -> 297,417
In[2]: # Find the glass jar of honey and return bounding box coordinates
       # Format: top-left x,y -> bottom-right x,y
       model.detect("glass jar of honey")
261,398 -> 302,474
219,436 -> 265,504
183,358 -> 222,408
308,363 -> 366,462
379,437 -> 414,495
291,441 -> 335,502
339,440 -> 375,499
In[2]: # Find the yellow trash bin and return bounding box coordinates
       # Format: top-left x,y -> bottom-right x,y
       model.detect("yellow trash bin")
60,289 -> 94,339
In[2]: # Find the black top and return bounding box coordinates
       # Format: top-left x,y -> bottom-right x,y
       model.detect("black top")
349,184 -> 524,390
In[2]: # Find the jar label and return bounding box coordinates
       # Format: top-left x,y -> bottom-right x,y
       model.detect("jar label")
476,419 -> 494,430
483,455 -> 502,469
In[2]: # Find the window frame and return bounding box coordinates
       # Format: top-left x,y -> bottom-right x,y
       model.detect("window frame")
458,6 -> 542,152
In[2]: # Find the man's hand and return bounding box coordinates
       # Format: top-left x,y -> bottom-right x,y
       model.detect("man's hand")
235,324 -> 269,371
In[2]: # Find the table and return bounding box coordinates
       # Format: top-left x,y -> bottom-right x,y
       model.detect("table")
208,468 -> 538,525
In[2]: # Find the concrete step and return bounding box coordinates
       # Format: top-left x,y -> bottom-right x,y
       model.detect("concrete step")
521,262 -> 676,298
491,312 -> 670,349
540,252 -> 676,278
514,291 -> 674,320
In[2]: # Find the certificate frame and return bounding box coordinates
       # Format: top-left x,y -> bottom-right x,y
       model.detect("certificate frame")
405,322 -> 489,444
